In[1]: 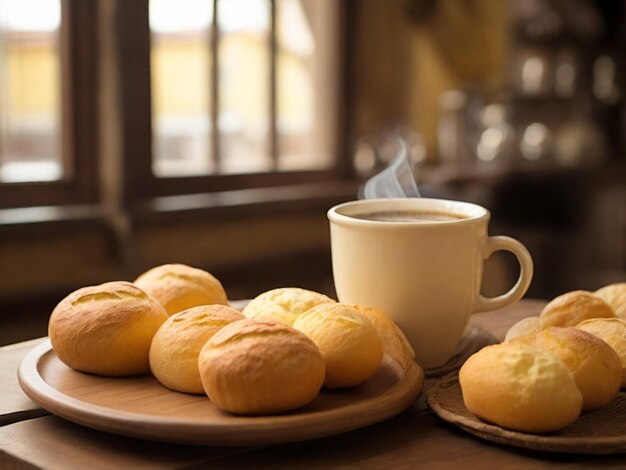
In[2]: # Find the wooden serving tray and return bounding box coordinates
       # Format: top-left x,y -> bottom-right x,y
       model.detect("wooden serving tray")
427,373 -> 626,454
18,340 -> 424,446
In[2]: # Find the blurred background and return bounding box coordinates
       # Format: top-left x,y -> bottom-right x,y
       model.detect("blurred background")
1,0 -> 625,345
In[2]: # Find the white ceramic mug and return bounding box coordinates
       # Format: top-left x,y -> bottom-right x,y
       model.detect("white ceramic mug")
328,198 -> 533,369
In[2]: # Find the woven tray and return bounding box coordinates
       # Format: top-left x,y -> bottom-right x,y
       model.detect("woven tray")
427,373 -> 626,454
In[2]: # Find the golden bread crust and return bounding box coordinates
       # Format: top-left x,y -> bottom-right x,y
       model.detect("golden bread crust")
49,281 -> 168,376
149,305 -> 244,394
350,304 -> 415,370
134,264 -> 228,315
512,327 -> 621,410
576,317 -> 626,387
595,283 -> 626,320
293,303 -> 383,388
539,290 -> 614,328
242,287 -> 335,325
504,316 -> 540,342
459,343 -> 582,433
198,319 -> 325,415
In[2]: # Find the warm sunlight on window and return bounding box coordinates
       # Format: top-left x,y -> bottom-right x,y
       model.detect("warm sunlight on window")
150,0 -> 337,178
0,0 -> 62,183
277,0 -> 335,171
150,0 -> 214,177
218,0 -> 271,174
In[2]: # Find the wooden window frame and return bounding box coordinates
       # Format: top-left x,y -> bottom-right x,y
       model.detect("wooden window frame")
0,0 -> 98,209
117,0 -> 351,203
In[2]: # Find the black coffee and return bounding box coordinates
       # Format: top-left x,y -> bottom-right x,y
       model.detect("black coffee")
353,210 -> 466,222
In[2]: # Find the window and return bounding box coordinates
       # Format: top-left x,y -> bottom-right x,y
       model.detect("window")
150,0 -> 339,180
120,0 -> 344,199
0,0 -> 97,208
150,0 -> 214,177
0,0 -> 345,207
0,0 -> 62,183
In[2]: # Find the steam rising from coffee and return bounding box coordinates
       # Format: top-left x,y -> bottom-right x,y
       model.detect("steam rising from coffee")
358,138 -> 421,199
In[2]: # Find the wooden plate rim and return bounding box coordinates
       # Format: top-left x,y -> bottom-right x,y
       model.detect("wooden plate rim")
18,340 -> 424,446
426,373 -> 626,454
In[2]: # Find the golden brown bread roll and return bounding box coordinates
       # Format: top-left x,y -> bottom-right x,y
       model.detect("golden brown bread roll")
49,281 -> 168,376
350,304 -> 415,369
149,305 -> 244,394
293,303 -> 383,388
198,319 -> 325,415
459,343 -> 583,433
134,264 -> 228,315
576,317 -> 626,388
504,316 -> 541,342
539,290 -> 614,328
595,283 -> 626,320
512,327 -> 621,410
242,287 -> 335,325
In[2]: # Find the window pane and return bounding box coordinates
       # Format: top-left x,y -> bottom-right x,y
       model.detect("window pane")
218,0 -> 271,174
0,0 -> 62,183
277,0 -> 336,171
150,0 -> 213,177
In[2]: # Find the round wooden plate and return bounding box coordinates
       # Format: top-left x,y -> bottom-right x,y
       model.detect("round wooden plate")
427,373 -> 626,454
18,340 -> 424,446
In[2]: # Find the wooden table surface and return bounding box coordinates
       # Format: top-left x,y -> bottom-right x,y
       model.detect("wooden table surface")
2,299 -> 626,469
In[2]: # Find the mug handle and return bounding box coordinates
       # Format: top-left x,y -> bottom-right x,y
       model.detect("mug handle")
474,236 -> 534,313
